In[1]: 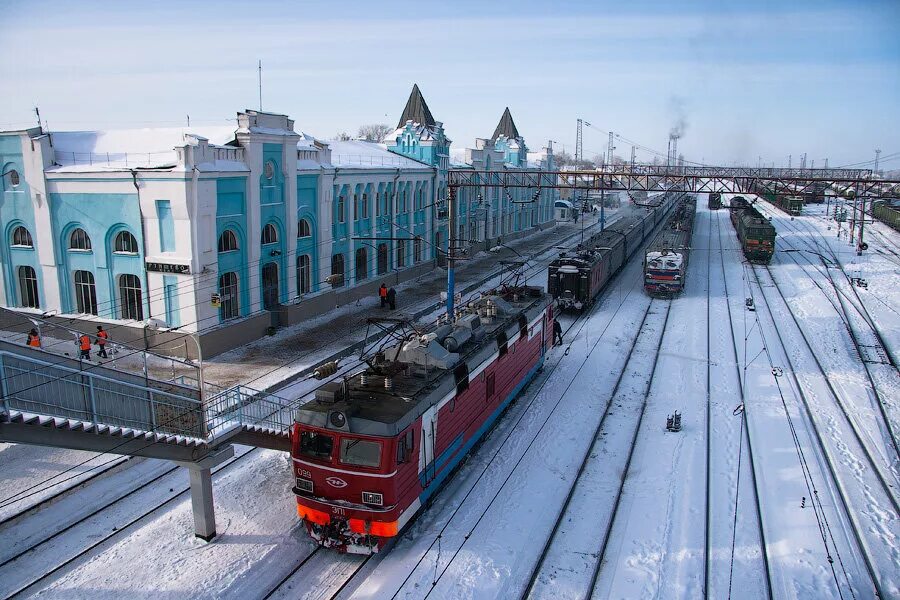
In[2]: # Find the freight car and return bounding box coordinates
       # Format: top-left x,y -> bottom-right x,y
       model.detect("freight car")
644,195 -> 696,297
292,283 -> 553,553
547,191 -> 681,311
708,193 -> 722,210
731,199 -> 776,263
872,199 -> 900,232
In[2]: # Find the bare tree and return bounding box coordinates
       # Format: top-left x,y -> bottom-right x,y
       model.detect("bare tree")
333,131 -> 351,141
357,123 -> 393,142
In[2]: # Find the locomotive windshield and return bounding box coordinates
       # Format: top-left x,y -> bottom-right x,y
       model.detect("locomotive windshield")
340,438 -> 382,468
300,430 -> 334,459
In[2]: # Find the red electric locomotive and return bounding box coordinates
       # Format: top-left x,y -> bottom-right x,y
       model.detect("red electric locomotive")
291,284 -> 553,553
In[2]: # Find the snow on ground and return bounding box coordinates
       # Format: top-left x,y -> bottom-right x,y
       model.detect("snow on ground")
721,207 -> 873,598
0,444 -> 127,523
705,207 -> 767,599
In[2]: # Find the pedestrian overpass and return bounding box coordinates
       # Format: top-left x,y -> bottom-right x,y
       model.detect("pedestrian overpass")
0,340 -> 295,540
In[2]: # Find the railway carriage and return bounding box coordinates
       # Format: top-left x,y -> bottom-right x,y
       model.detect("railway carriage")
291,284 -> 553,554
708,193 -> 722,210
644,195 -> 696,297
547,191 -> 681,311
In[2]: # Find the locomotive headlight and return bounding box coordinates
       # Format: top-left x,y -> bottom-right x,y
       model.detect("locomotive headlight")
329,411 -> 347,428
362,491 -> 384,506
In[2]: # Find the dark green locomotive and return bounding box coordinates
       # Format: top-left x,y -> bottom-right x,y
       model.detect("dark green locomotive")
730,196 -> 776,263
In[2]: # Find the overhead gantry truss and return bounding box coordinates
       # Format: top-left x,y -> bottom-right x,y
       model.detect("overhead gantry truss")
448,165 -> 900,198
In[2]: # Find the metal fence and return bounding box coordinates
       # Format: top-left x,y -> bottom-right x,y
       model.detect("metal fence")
205,385 -> 293,437
0,351 -> 204,438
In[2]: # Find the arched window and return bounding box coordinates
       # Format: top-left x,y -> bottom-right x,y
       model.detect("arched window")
297,255 -> 311,295
69,228 -> 91,251
74,270 -> 98,315
17,266 -> 39,308
114,230 -> 139,254
353,194 -> 358,221
414,237 -> 423,263
261,223 -> 278,245
118,274 -> 143,320
11,226 -> 33,248
361,193 -> 368,219
377,243 -> 388,275
297,219 -> 311,238
8,170 -> 20,187
331,253 -> 345,287
218,272 -> 239,320
337,196 -> 346,223
396,238 -> 406,268
355,247 -> 368,281
217,230 -> 238,253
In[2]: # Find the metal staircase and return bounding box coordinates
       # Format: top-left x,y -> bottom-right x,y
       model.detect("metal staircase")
0,341 -> 295,540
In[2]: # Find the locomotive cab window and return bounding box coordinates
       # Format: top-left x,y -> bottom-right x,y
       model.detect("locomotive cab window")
299,431 -> 334,460
340,438 -> 382,468
396,430 -> 414,464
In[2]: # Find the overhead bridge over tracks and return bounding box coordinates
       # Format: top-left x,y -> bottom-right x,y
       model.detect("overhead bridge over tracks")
0,341 -> 294,540
448,165 -> 900,198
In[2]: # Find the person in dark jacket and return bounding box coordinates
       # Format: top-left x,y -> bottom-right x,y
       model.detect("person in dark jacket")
553,319 -> 563,346
26,328 -> 41,348
387,287 -> 397,310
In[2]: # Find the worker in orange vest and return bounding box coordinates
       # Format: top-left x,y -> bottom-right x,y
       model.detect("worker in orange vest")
26,328 -> 41,348
78,332 -> 91,360
95,325 -> 109,358
379,283 -> 388,308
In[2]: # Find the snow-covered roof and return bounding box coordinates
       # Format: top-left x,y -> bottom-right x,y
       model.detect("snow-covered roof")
49,125 -> 238,171
646,251 -> 684,270
327,140 -> 430,169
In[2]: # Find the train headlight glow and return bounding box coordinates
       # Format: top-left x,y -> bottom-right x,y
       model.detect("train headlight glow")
362,491 -> 384,506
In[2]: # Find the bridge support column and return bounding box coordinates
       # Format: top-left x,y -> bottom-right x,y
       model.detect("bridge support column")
174,445 -> 234,542
188,467 -> 216,541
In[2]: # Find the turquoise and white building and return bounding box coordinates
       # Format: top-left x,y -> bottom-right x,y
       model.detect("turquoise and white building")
0,86 -> 557,355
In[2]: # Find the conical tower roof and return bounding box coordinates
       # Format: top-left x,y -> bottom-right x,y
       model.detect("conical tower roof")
492,107 -> 520,140
397,84 -> 436,129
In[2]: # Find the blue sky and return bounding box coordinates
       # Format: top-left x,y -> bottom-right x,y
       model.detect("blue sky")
1,0 -> 897,168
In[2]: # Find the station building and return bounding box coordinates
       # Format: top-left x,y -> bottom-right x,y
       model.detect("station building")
0,85 -> 557,356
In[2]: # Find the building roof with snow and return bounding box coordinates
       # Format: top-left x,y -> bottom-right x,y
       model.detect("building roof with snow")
326,139 -> 432,170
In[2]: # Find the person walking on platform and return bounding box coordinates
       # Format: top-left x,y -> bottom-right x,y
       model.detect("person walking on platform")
379,283 -> 388,308
387,287 -> 397,310
78,332 -> 92,360
553,319 -> 563,346
96,325 -> 109,358
26,328 -> 41,348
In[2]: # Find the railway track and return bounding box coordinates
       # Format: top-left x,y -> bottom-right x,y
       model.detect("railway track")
751,264 -> 898,598
761,213 -> 900,466
732,233 -> 869,596
520,297 -> 670,599
0,446 -> 260,599
712,210 -> 772,599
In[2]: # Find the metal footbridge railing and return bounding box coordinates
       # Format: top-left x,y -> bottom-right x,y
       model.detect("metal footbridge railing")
0,341 -> 293,461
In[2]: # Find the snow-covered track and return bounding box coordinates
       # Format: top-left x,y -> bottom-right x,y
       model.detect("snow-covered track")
768,221 -> 900,465
0,454 -> 129,528
734,249 -> 878,597
711,211 -> 772,599
752,264 -> 899,598
0,446 -> 259,600
520,297 -> 668,598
